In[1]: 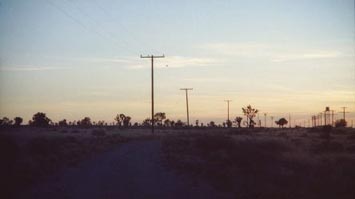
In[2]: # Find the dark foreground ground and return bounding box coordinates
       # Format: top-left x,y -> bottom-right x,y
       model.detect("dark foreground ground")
1,127 -> 355,199
17,140 -> 230,199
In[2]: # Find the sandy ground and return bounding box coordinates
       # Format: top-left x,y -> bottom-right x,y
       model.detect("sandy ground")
17,139 -> 232,199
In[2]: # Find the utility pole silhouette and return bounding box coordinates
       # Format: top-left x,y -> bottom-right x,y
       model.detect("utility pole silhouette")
180,88 -> 193,126
270,116 -> 274,128
225,100 -> 232,122
340,107 -> 349,121
331,110 -> 335,127
264,113 -> 267,127
141,54 -> 165,134
289,113 -> 291,128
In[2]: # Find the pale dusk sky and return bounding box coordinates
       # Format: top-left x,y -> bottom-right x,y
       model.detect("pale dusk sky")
0,0 -> 354,125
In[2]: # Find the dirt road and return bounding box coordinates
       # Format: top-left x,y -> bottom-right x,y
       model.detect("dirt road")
18,140 -> 232,199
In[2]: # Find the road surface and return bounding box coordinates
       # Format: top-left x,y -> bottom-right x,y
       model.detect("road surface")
18,140 -> 232,199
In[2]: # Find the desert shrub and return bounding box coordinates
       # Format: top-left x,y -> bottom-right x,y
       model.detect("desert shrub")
311,141 -> 344,153
308,127 -> 322,133
300,133 -> 308,137
71,129 -> 80,133
162,134 -> 292,194
333,128 -> 347,135
346,134 -> 355,140
162,133 -> 355,199
277,132 -> 288,139
345,144 -> 355,153
91,129 -> 106,137
60,129 -> 68,133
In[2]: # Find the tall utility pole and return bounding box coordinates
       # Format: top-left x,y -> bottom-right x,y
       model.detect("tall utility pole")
340,107 -> 349,121
264,113 -> 267,128
180,88 -> 193,126
141,54 -> 165,134
225,100 -> 232,122
331,110 -> 335,127
270,116 -> 274,128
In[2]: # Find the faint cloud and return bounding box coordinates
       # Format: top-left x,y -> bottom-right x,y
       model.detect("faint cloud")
202,42 -> 345,62
0,66 -> 70,72
271,51 -> 342,62
164,56 -> 217,68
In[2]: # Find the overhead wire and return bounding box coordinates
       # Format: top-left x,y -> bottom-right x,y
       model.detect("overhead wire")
91,0 -> 158,55
45,0 -> 139,55
63,0 -> 140,55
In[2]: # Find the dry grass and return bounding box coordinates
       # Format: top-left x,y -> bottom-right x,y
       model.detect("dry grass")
161,128 -> 355,199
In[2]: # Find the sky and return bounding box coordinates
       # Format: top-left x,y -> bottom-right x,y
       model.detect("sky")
0,0 -> 354,126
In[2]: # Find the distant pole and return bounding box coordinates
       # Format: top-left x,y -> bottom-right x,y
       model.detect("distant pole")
180,88 -> 193,126
331,110 -> 335,127
270,116 -> 274,128
340,107 -> 349,122
141,54 -> 165,134
289,113 -> 291,128
257,113 -> 260,127
225,100 -> 232,122
264,113 -> 267,128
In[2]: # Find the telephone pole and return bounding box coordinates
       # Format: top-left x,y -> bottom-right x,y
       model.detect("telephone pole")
340,107 -> 349,121
141,54 -> 165,134
270,116 -> 274,128
180,88 -> 193,126
264,113 -> 267,128
225,100 -> 232,122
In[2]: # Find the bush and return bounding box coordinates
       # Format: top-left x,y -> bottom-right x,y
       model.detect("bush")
346,134 -> 355,140
71,129 -> 80,133
346,145 -> 355,153
311,141 -> 344,153
91,129 -> 106,137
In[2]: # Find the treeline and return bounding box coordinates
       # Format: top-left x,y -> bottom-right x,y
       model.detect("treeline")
0,104 -> 349,128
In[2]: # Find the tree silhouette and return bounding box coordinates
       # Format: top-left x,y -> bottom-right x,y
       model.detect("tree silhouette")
335,119 -> 347,127
58,119 -> 68,126
175,120 -> 184,127
13,117 -> 23,126
275,118 -> 288,128
242,105 -> 258,128
142,118 -> 151,127
79,117 -> 92,127
97,120 -> 105,126
164,119 -> 171,127
226,120 -> 232,128
234,117 -> 243,128
30,112 -> 51,127
154,112 -> 166,126
209,121 -> 216,127
0,117 -> 13,126
114,114 -> 122,126
123,116 -> 131,127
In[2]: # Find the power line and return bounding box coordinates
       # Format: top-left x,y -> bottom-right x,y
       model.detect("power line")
90,0 -> 156,54
141,54 -> 165,134
45,0 -> 139,55
181,88 -> 193,126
